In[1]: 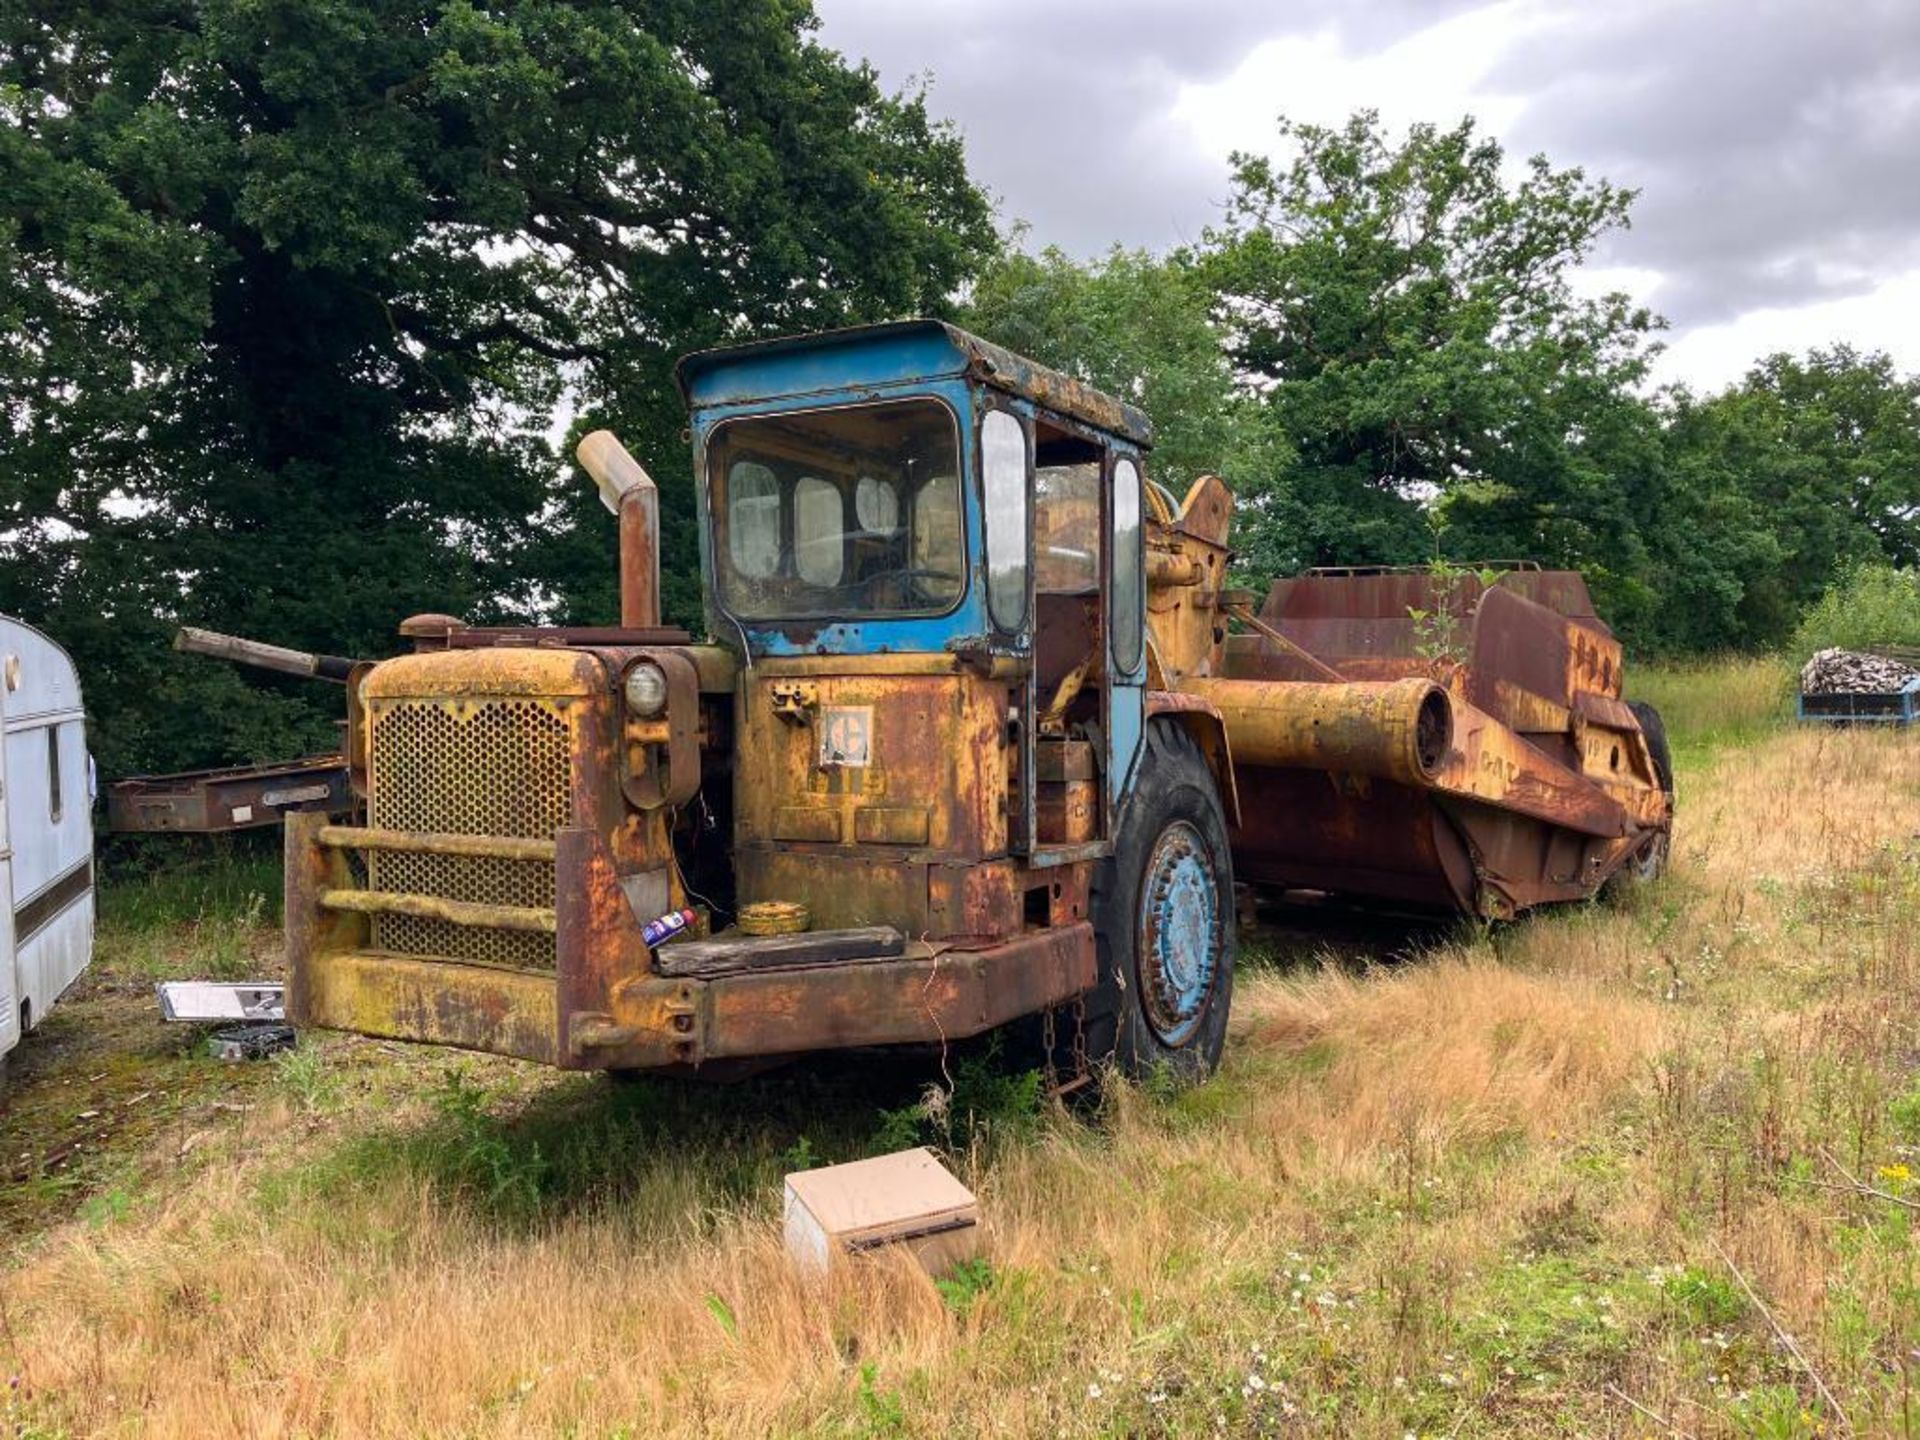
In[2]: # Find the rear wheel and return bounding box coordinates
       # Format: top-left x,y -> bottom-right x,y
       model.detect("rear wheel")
1075,720 -> 1236,1083
1612,701 -> 1675,889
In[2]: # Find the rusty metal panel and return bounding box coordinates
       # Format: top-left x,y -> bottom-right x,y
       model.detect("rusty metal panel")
1257,569 -> 1614,672
109,755 -> 350,833
730,655 -> 1011,940
855,807 -> 933,846
286,811 -> 366,1028
738,847 -> 935,933
773,807 -> 843,842
1467,583 -> 1624,718
1145,690 -> 1243,825
1035,781 -> 1096,844
554,825 -> 689,1069
301,948 -> 560,1065
928,859 -> 1019,939
700,923 -> 1095,1058
733,658 -> 1007,861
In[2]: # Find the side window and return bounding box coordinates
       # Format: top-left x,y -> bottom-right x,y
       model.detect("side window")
981,410 -> 1028,631
855,475 -> 899,534
46,724 -> 62,824
1111,457 -> 1143,674
912,473 -> 962,589
1034,464 -> 1102,593
794,476 -> 845,587
728,461 -> 780,580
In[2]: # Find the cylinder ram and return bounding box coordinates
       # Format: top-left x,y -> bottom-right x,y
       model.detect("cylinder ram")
1185,676 -> 1454,786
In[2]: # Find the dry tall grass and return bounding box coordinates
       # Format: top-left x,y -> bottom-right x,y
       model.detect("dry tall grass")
6,712 -> 1917,1437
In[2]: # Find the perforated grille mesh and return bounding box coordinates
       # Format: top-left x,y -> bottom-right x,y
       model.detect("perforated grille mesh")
367,698 -> 574,969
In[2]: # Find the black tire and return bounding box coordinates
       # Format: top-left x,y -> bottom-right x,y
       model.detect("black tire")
1610,701 -> 1675,891
1630,700 -> 1675,799
1071,719 -> 1237,1084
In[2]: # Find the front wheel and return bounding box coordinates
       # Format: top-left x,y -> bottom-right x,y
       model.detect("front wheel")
1078,720 -> 1237,1083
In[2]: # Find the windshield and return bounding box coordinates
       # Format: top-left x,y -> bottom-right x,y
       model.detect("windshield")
708,399 -> 965,620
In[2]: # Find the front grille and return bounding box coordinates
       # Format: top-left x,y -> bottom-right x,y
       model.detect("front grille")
368,698 -> 574,969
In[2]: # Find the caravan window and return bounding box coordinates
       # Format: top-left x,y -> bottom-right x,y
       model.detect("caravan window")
46,725 -> 62,824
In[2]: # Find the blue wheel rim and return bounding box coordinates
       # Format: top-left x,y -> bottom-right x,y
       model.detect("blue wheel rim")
1138,820 -> 1222,1047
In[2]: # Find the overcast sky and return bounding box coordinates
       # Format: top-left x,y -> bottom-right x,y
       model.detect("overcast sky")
813,0 -> 1920,393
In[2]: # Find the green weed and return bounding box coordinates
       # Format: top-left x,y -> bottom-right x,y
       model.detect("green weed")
852,1363 -> 908,1439
933,1257 -> 995,1313
273,1043 -> 338,1114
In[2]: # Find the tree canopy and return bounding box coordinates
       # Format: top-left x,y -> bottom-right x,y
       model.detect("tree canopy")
1,0 -> 993,775
961,241 -> 1282,498
1199,114 -> 1664,592
970,114 -> 1917,657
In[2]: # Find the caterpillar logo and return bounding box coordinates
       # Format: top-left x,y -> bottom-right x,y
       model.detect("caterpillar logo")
819,706 -> 872,768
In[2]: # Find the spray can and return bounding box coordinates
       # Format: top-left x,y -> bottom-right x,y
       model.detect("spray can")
641,907 -> 697,948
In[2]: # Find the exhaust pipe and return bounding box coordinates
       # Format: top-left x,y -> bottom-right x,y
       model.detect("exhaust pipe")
576,430 -> 661,630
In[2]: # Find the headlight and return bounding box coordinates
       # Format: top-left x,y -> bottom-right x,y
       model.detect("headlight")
623,661 -> 668,718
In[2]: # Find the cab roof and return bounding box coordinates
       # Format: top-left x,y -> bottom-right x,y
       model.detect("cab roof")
674,319 -> 1154,449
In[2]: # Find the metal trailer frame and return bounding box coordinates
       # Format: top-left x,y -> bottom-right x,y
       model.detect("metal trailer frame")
108,754 -> 352,833
1798,677 -> 1920,727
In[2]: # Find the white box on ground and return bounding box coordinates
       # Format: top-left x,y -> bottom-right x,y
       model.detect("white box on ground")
783,1147 -> 980,1277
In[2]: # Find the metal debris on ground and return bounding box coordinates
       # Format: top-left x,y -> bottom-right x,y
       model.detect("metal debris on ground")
206,1024 -> 297,1062
1800,648 -> 1920,695
156,982 -> 285,1022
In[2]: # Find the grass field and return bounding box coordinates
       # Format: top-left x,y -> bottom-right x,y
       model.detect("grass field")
2,659 -> 1916,1438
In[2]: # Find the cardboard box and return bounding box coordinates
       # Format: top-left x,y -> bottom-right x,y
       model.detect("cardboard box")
783,1147 -> 980,1277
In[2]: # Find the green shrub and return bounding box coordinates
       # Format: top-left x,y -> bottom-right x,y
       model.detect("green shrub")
1791,561 -> 1920,662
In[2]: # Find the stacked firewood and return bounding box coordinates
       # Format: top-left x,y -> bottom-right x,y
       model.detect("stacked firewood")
1799,647 -> 1920,695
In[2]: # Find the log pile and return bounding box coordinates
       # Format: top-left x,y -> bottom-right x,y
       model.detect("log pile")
1800,647 -> 1920,695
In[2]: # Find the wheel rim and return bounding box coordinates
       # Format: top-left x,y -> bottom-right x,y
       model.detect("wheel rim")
1138,820 -> 1223,1047
1635,830 -> 1670,882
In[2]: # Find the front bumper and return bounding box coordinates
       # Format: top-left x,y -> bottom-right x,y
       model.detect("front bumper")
285,813 -> 1093,1069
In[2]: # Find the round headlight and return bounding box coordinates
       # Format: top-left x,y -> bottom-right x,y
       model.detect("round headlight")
623,661 -> 668,718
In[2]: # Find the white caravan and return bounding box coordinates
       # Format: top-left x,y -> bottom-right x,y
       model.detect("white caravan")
0,615 -> 93,1061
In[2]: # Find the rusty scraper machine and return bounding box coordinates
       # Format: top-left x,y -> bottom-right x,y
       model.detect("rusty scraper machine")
285,321 -> 1675,1086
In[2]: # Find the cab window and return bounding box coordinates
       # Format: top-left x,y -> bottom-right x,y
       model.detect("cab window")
727,462 -> 780,580
981,409 -> 1028,631
1111,457 -> 1144,673
709,399 -> 963,619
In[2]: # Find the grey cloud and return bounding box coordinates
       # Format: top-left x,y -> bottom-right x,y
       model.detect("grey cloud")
1495,0 -> 1920,324
815,0 -> 1920,335
814,0 -> 1484,255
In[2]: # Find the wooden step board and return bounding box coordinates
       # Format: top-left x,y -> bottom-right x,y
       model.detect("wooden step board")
654,925 -> 906,978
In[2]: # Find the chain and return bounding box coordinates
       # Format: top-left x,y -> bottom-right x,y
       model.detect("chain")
1043,990 -> 1093,1103
1070,991 -> 1090,1084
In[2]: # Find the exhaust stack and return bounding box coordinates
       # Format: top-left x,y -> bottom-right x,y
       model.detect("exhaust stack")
576,429 -> 661,629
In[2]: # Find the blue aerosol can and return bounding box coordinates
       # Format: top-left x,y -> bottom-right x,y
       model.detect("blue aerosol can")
641,907 -> 697,948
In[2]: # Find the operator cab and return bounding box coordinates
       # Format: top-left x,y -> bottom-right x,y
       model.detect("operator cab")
677,321 -> 1154,931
